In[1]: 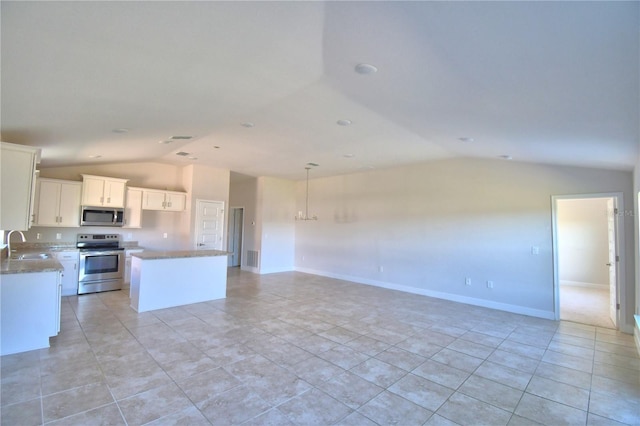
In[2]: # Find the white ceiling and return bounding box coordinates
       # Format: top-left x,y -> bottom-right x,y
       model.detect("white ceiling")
1,1 -> 638,180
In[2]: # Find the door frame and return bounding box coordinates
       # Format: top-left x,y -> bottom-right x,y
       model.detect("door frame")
551,192 -> 626,328
227,206 -> 245,267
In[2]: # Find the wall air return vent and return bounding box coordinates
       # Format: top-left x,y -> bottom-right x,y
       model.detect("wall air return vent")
246,250 -> 260,268
171,136 -> 193,140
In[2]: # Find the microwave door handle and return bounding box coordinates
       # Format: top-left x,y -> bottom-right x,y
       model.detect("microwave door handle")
113,210 -> 118,224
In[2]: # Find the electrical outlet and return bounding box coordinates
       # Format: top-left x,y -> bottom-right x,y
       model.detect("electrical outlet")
465,278 -> 471,286
487,281 -> 494,289
163,233 -> 168,239
379,266 -> 384,273
36,233 -> 41,240
531,246 -> 540,255
55,233 -> 62,240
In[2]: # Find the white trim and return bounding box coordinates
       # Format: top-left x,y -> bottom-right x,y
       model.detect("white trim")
551,192 -> 627,331
241,265 -> 259,274
560,280 -> 608,290
295,267 -> 555,320
260,266 -> 294,275
634,315 -> 640,357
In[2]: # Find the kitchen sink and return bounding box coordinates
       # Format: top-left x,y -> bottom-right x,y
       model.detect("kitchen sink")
11,253 -> 51,260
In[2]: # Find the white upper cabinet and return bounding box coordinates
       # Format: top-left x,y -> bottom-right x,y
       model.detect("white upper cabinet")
34,178 -> 82,227
124,187 -> 143,228
0,142 -> 40,231
142,189 -> 186,211
81,175 -> 128,208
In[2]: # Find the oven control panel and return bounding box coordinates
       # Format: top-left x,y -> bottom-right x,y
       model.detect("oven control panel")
77,234 -> 121,241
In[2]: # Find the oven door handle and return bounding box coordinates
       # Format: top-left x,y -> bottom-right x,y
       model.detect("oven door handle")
80,250 -> 123,257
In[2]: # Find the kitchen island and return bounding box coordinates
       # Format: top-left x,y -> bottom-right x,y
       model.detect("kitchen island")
129,249 -> 228,313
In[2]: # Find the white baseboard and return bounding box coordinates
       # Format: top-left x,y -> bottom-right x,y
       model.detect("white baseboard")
560,280 -> 608,290
295,267 -> 555,320
259,266 -> 294,275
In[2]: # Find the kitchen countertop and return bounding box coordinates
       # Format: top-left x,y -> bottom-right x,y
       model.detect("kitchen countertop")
132,249 -> 229,260
1,257 -> 63,274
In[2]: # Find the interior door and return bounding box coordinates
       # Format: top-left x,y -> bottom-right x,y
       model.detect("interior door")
227,208 -> 243,267
195,200 -> 225,250
606,199 -> 618,326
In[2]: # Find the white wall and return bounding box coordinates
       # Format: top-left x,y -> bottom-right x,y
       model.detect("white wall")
180,164 -> 230,250
229,176 -> 258,271
258,176 -> 295,273
295,158 -> 635,328
557,198 -> 609,288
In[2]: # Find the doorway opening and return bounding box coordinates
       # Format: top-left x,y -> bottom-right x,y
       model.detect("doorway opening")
228,207 -> 244,267
552,193 -> 624,329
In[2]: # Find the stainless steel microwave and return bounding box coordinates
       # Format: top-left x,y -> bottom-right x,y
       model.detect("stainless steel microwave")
80,207 -> 125,227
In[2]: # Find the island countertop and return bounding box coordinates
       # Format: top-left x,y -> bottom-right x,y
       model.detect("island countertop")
132,249 -> 229,260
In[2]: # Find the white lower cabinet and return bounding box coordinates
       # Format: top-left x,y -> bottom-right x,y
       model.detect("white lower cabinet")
124,249 -> 144,285
54,250 -> 79,296
0,270 -> 61,355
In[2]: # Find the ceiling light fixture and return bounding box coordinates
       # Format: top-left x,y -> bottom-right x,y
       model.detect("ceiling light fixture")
343,154 -> 355,158
337,119 -> 352,126
499,155 -> 513,160
88,155 -> 102,159
175,151 -> 190,157
241,122 -> 255,128
355,63 -> 378,75
458,137 -> 474,143
295,167 -> 318,221
188,156 -> 198,160
170,135 -> 193,140
112,128 -> 129,134
158,140 -> 172,144
306,162 -> 319,167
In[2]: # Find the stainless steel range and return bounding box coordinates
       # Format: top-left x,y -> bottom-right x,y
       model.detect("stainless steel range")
77,233 -> 124,294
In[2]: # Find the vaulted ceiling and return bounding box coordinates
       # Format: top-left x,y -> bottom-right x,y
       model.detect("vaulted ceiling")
2,1 -> 638,180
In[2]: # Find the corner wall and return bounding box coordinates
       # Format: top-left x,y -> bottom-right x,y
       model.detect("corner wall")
295,158 -> 635,329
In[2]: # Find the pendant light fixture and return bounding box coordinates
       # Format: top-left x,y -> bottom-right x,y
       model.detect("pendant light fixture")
295,167 -> 318,221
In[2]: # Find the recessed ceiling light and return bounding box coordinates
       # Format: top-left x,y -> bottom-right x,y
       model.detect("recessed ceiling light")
213,146 -> 220,149
241,122 -> 255,128
306,162 -> 319,167
336,119 -> 352,126
112,128 -> 129,134
458,137 -> 474,143
499,155 -> 513,160
170,135 -> 193,140
188,156 -> 198,160
158,140 -> 172,144
343,154 -> 355,158
355,63 -> 378,75
88,155 -> 102,159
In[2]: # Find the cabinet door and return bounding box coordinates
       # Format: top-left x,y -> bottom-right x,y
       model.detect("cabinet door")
165,192 -> 186,211
104,179 -> 126,208
58,183 -> 82,226
35,180 -> 61,226
55,252 -> 79,296
124,188 -> 143,228
0,144 -> 38,230
81,176 -> 105,206
143,190 -> 167,210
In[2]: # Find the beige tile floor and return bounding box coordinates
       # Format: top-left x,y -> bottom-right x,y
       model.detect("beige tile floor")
1,269 -> 639,425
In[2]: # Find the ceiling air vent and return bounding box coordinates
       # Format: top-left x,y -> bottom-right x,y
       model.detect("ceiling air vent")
175,151 -> 190,156
170,136 -> 193,140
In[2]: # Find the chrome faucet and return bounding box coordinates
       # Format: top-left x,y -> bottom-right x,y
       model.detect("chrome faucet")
6,230 -> 26,258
